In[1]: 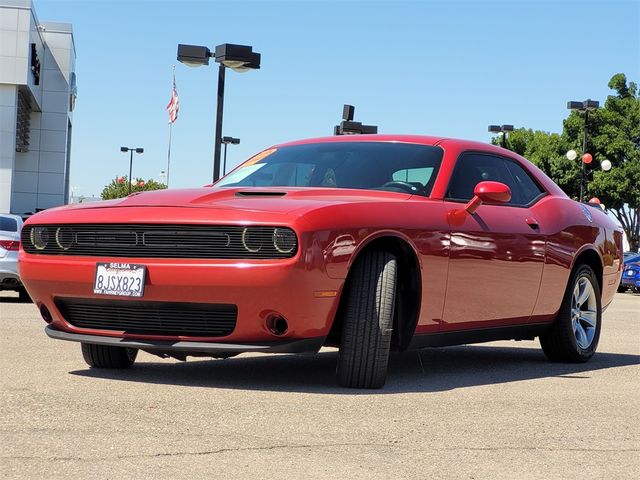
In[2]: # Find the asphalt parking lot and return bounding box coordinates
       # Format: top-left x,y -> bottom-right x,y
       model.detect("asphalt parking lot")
1,292 -> 638,479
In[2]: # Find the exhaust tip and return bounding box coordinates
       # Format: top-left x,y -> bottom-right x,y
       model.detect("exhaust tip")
40,305 -> 53,324
267,315 -> 288,336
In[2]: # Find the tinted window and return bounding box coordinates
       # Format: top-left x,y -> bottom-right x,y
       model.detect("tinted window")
0,217 -> 18,232
217,142 -> 444,197
504,160 -> 545,205
447,154 -> 511,201
446,153 -> 545,206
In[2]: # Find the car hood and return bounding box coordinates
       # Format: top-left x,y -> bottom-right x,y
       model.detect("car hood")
26,187 -> 414,223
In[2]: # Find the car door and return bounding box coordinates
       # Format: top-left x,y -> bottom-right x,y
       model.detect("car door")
442,152 -> 546,331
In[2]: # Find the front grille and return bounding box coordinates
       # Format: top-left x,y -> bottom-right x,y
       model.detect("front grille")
55,298 -> 237,337
22,224 -> 297,259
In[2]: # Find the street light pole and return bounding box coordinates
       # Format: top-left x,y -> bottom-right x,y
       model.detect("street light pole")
177,43 -> 261,183
487,124 -> 514,149
581,109 -> 589,202
129,149 -> 134,192
567,99 -> 599,202
213,64 -> 226,183
221,136 -> 240,175
120,146 -> 144,195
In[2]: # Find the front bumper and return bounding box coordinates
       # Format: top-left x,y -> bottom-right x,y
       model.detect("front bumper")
45,325 -> 325,354
20,253 -> 343,345
621,271 -> 640,287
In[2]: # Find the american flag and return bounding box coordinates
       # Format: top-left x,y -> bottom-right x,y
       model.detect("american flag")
166,74 -> 179,124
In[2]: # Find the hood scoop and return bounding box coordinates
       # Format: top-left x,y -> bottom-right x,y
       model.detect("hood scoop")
235,191 -> 287,197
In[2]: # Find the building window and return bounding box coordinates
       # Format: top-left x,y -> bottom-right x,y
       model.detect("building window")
16,90 -> 31,153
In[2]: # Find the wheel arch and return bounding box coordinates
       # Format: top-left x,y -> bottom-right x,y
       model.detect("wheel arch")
572,246 -> 603,293
326,233 -> 422,352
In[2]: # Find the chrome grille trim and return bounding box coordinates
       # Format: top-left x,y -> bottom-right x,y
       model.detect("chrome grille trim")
22,224 -> 297,259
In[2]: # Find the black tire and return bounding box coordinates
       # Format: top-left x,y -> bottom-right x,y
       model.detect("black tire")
17,288 -> 31,303
81,343 -> 138,369
539,264 -> 602,363
337,250 -> 397,389
616,285 -> 626,293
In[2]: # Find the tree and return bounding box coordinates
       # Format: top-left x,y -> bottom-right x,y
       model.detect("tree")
101,176 -> 167,200
491,73 -> 640,251
497,128 -> 581,199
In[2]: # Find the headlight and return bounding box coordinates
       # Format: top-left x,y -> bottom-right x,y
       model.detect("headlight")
55,227 -> 74,250
273,228 -> 296,254
242,227 -> 263,253
30,227 -> 50,250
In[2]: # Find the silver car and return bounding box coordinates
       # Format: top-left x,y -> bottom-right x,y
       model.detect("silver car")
0,213 -> 28,300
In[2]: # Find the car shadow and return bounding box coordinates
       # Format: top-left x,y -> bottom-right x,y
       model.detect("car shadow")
69,344 -> 640,395
0,294 -> 31,303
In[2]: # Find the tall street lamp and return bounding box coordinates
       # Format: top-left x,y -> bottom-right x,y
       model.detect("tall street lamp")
488,124 -> 514,148
221,136 -> 240,176
177,43 -> 260,183
567,99 -> 599,202
120,146 -> 144,194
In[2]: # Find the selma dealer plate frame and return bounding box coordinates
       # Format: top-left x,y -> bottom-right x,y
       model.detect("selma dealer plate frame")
93,262 -> 146,297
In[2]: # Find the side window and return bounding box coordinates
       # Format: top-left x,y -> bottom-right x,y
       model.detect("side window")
446,152 -> 546,206
504,160 -> 545,205
446,154 -> 512,202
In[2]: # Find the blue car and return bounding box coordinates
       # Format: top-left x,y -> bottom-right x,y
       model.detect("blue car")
620,253 -> 640,292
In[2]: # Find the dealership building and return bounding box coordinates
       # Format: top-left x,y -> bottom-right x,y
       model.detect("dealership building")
0,0 -> 76,215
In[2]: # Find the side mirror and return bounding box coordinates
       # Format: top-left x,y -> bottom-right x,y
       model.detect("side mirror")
465,181 -> 512,214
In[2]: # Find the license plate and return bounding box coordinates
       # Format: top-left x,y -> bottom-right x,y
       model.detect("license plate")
93,263 -> 146,297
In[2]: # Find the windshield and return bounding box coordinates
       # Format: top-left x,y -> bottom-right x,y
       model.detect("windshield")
216,142 -> 444,197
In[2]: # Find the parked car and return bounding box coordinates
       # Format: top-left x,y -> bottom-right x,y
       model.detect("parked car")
0,213 -> 29,301
619,253 -> 640,293
19,135 -> 624,388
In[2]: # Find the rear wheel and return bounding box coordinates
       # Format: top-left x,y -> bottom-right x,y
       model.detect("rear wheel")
337,250 -> 397,389
539,264 -> 601,362
81,343 -> 138,369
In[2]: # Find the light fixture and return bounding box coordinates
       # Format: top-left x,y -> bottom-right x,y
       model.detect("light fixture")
177,43 -> 261,182
488,124 -> 514,148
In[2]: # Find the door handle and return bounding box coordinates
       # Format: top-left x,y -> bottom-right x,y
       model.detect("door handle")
525,218 -> 539,230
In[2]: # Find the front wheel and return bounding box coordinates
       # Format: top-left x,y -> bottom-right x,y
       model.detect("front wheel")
337,250 -> 397,389
18,287 -> 31,303
539,264 -> 602,362
81,343 -> 138,369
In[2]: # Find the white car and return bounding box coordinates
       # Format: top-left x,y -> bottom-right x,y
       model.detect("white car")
0,214 -> 28,300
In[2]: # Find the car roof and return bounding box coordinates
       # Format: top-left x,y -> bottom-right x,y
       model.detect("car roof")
274,134 -> 541,166
272,134 -> 567,199
276,134 -> 445,148
625,253 -> 640,263
275,134 -> 509,153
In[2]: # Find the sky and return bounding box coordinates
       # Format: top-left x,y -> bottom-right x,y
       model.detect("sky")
32,0 -> 640,198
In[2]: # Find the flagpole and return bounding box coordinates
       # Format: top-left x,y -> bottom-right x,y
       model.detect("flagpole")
167,122 -> 172,187
166,65 -> 176,188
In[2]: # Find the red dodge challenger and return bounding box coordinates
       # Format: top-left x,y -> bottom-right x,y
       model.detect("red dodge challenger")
19,135 -> 623,388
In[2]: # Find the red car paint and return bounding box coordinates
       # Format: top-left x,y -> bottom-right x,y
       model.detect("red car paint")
19,135 -> 623,353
